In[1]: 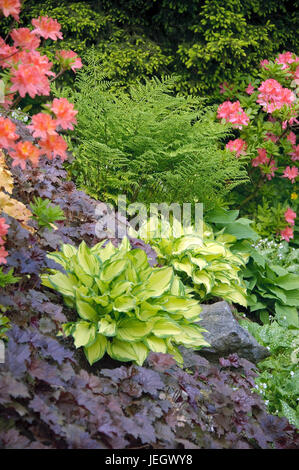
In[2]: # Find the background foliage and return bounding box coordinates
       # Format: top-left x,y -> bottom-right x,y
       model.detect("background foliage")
6,0 -> 298,97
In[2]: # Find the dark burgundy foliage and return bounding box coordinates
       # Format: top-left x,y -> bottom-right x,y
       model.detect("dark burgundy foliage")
0,146 -> 298,449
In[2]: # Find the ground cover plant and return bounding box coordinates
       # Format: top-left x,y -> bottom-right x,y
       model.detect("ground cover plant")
0,0 -> 298,450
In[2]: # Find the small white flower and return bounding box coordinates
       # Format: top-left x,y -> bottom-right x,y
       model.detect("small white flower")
290,371 -> 294,377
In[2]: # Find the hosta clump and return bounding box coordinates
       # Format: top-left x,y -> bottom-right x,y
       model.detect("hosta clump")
132,217 -> 248,306
41,237 -> 208,366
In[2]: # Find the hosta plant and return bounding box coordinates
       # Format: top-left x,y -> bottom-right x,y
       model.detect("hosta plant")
131,217 -> 248,307
41,237 -> 209,366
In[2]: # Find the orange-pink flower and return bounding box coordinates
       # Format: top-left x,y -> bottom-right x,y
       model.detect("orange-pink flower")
217,101 -> 249,129
31,16 -> 63,41
289,145 -> 299,161
56,50 -> 82,72
50,98 -> 77,130
0,117 -> 19,149
282,166 -> 298,183
28,113 -> 57,139
10,63 -> 50,98
284,208 -> 296,226
0,0 -> 21,21
252,148 -> 268,167
0,245 -> 8,264
225,138 -> 247,157
0,218 -> 9,237
280,226 -> 294,242
11,27 -> 40,50
39,134 -> 68,161
257,79 -> 295,113
9,141 -> 40,169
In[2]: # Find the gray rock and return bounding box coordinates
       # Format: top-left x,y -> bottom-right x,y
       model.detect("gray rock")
196,301 -> 270,363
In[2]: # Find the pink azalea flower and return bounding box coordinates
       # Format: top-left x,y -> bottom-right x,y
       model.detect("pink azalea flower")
225,138 -> 247,157
263,159 -> 277,180
0,218 -> 9,237
28,113 -> 58,139
0,245 -> 8,264
260,59 -> 269,69
252,148 -> 268,167
50,98 -> 78,130
290,145 -> 299,161
283,166 -> 299,183
0,0 -> 21,21
56,50 -> 82,72
284,208 -> 296,225
9,141 -> 41,169
257,79 -> 295,113
276,52 -> 299,70
10,64 -> 50,98
265,133 -> 279,143
280,226 -> 294,242
245,83 -> 255,95
39,134 -> 68,161
11,28 -> 40,50
0,116 -> 19,149
217,101 -> 249,129
31,16 -> 63,41
287,132 -> 296,145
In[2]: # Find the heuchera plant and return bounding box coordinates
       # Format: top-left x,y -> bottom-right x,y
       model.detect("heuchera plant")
217,51 -> 299,242
0,0 -> 82,266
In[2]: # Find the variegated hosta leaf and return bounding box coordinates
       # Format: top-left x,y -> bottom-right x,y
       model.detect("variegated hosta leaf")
41,237 -> 207,366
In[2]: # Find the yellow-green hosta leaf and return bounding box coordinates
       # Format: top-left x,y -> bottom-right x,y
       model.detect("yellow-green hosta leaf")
84,334 -> 107,365
181,303 -> 202,321
108,338 -> 148,366
100,259 -> 127,282
144,335 -> 167,353
72,321 -> 96,348
192,271 -> 213,293
157,296 -> 197,313
176,324 -> 209,347
98,318 -> 117,336
41,272 -> 76,298
128,248 -> 148,270
212,285 -> 247,307
93,294 -> 110,307
114,295 -> 136,312
188,254 -> 208,270
116,318 -> 153,341
169,277 -> 185,296
73,264 -> 94,288
76,300 -> 98,322
91,240 -> 114,260
110,280 -> 132,299
145,267 -> 173,297
152,318 -> 181,338
61,243 -> 78,259
198,242 -> 226,257
173,235 -> 203,254
165,340 -> 183,365
172,259 -> 193,277
137,302 -> 161,321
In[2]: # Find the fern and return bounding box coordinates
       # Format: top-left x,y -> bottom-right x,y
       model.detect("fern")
54,54 -> 248,209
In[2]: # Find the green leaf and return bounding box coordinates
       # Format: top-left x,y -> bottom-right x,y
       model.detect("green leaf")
72,321 -> 96,348
152,318 -> 181,338
108,338 -> 148,366
275,303 -> 299,328
116,318 -> 152,342
276,274 -> 299,291
100,259 -> 128,282
144,267 -> 173,297
76,300 -> 98,321
114,295 -> 136,312
84,334 -> 107,365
